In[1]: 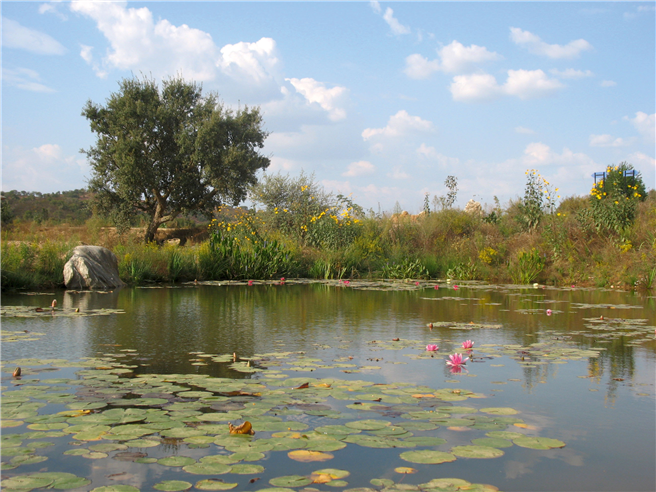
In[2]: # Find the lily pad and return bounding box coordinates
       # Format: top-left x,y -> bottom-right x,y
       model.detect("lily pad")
153,480 -> 193,491
344,419 -> 390,430
450,445 -> 505,458
399,450 -> 456,464
194,480 -> 239,490
513,436 -> 566,449
478,407 -> 519,415
269,475 -> 313,487
288,450 -> 334,462
471,438 -> 513,448
229,464 -> 265,474
157,456 -> 196,467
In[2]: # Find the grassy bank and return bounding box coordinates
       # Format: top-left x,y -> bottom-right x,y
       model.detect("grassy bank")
2,189 -> 654,292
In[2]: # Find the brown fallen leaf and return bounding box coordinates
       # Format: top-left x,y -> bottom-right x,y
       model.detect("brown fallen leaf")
294,382 -> 310,390
229,421 -> 254,435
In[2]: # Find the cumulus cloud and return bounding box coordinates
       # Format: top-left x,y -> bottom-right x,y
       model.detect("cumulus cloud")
69,1 -> 281,99
416,144 -> 460,167
370,1 -> 410,36
450,73 -> 502,102
362,111 -> 434,140
343,160 -> 375,177
549,68 -> 594,79
2,67 -> 56,93
600,80 -> 617,87
450,69 -> 563,102
515,126 -> 536,134
510,27 -> 592,59
388,167 -> 410,179
589,134 -> 634,147
404,41 -> 501,79
504,69 -> 564,99
627,112 -> 655,143
285,78 -> 348,121
2,17 -> 66,55
2,144 -> 89,192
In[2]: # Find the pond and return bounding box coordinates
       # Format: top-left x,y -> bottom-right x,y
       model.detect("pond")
1,280 -> 655,492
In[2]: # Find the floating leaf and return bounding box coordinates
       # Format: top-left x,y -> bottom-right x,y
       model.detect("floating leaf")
153,480 -> 192,491
269,475 -> 313,487
471,438 -> 513,448
479,407 -> 519,415
399,450 -> 456,464
229,464 -> 265,474
344,419 -> 390,430
194,479 -> 238,491
288,450 -> 334,462
513,437 -> 566,449
450,445 -> 505,458
157,456 -> 196,467
0,475 -> 54,489
394,467 -> 417,474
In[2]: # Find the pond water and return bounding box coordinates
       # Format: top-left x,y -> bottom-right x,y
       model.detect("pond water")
2,281 -> 655,492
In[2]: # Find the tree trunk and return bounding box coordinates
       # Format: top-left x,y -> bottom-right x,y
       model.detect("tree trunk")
144,219 -> 160,243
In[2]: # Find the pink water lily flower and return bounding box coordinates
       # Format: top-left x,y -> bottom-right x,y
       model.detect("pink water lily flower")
434,285 -> 439,290
248,280 -> 253,286
415,281 -> 420,286
426,344 -> 439,351
446,353 -> 469,367
462,340 -> 474,350
546,309 -> 552,316
453,285 -> 459,291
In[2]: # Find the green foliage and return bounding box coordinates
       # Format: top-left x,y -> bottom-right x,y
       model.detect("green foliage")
509,249 -> 545,284
516,170 -> 559,232
434,175 -> 458,210
588,163 -> 646,235
446,261 -> 480,281
1,240 -> 74,290
83,76 -> 270,242
1,200 -> 14,226
380,258 -> 429,279
250,172 -> 363,248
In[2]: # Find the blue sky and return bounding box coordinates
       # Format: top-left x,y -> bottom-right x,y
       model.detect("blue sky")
2,1 -> 655,213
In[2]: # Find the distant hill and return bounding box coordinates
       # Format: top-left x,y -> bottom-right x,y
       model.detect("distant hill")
1,189 -> 93,225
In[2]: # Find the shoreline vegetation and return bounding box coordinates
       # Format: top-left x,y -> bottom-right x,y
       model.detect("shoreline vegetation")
2,166 -> 655,293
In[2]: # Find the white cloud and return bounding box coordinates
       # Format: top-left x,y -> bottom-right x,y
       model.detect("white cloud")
403,54 -> 440,80
322,180 -> 353,196
39,2 -> 68,20
627,112 -> 655,143
388,167 -> 410,179
2,144 -> 89,192
451,69 -> 564,102
510,27 -> 593,59
450,73 -> 502,102
362,111 -> 434,140
626,152 -> 656,170
369,1 -> 381,15
382,7 -> 410,36
504,69 -> 565,100
549,68 -> 594,79
589,134 -> 633,147
2,67 -> 56,93
286,78 -> 348,121
69,1 -> 281,98
404,41 -> 501,79
343,161 -> 375,177
439,41 -> 502,73
2,17 -> 66,55
416,144 -> 460,167
515,126 -> 536,135
600,80 -> 617,87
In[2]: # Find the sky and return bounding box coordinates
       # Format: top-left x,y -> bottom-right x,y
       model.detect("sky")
2,1 -> 655,213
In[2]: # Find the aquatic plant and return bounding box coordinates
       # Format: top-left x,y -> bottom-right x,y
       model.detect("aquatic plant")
446,353 -> 469,367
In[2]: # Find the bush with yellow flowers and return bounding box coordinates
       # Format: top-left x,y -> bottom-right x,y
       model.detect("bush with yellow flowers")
588,162 -> 646,234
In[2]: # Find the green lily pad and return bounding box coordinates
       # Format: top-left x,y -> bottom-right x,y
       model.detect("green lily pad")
486,431 -> 525,439
194,480 -> 239,490
90,487 -> 141,492
269,475 -> 313,487
513,437 -> 566,449
157,456 -> 196,467
399,450 -> 456,464
471,438 -> 513,448
478,407 -> 519,415
153,480 -> 193,491
1,475 -> 54,489
450,445 -> 505,458
229,464 -> 265,474
182,462 -> 232,475
344,419 -> 390,430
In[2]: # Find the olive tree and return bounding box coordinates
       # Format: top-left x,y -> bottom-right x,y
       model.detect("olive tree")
82,76 -> 270,242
